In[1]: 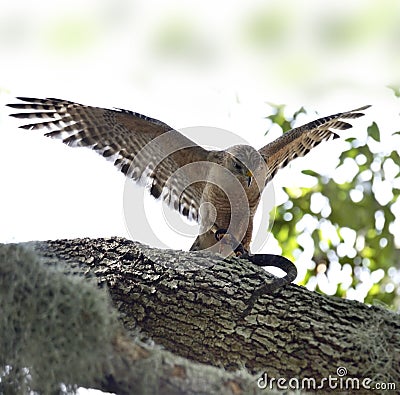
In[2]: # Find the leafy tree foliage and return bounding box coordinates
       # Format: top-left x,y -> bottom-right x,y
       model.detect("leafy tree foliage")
267,96 -> 400,309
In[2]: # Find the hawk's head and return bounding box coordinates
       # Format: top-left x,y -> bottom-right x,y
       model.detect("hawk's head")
225,145 -> 266,188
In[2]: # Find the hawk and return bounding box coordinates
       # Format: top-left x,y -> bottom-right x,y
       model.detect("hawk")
7,98 -> 369,257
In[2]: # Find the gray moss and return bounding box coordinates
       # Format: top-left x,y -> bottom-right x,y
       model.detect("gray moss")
0,243 -> 118,394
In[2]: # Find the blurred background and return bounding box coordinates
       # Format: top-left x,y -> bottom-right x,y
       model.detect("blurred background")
1,0 -> 400,314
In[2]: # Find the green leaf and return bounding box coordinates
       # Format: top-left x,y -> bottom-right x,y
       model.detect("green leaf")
390,150 -> 400,163
387,85 -> 400,98
265,104 -> 305,134
301,169 -> 320,177
292,106 -> 307,120
367,122 -> 380,142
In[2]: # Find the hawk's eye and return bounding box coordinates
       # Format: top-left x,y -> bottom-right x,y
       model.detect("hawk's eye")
233,161 -> 242,171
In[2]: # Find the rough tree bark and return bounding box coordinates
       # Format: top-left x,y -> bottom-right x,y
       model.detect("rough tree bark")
27,237 -> 400,393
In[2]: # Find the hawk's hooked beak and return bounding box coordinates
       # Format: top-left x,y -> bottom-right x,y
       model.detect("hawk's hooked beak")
246,170 -> 253,187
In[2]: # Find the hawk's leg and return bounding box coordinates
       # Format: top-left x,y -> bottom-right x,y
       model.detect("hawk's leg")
214,229 -> 245,256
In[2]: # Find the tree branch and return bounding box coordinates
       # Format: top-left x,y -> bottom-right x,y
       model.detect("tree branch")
29,237 -> 399,389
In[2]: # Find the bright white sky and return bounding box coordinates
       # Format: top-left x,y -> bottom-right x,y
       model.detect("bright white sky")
1,1 -> 399,393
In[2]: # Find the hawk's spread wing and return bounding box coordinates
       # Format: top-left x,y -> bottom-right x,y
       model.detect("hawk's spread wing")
7,97 -> 210,221
258,105 -> 370,183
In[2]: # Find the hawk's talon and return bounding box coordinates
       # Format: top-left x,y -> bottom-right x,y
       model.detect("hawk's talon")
237,251 -> 250,259
234,243 -> 246,256
215,228 -> 229,242
215,228 -> 246,256
215,229 -> 235,246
